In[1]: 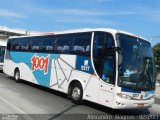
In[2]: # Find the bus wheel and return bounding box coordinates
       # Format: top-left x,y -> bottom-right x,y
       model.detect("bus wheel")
70,82 -> 83,104
14,69 -> 21,83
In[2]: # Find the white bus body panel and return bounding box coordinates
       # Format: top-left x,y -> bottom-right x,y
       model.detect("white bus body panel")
4,59 -> 38,84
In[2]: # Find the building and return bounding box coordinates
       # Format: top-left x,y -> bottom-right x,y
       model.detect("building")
0,25 -> 42,70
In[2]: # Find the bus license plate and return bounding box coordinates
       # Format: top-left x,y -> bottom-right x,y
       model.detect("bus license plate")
137,104 -> 144,109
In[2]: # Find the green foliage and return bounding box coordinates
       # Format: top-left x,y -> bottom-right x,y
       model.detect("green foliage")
153,43 -> 160,66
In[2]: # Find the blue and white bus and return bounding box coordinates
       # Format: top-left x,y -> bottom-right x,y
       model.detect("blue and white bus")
4,28 -> 156,109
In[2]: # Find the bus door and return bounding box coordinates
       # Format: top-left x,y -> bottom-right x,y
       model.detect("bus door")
98,54 -> 115,107
93,32 -> 116,107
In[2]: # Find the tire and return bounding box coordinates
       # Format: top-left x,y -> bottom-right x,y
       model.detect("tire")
14,69 -> 21,83
70,82 -> 83,104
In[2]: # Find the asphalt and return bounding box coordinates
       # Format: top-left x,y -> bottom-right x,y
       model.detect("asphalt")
0,72 -> 160,120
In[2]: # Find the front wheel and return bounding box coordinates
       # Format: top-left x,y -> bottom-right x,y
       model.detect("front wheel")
14,69 -> 21,83
70,82 -> 83,104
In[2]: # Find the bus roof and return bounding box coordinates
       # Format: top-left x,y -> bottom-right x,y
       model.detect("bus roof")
8,28 -> 149,42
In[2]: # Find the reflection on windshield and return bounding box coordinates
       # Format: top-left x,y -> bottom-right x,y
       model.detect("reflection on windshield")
117,34 -> 156,91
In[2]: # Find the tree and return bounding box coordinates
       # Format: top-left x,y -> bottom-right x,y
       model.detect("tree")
153,43 -> 160,66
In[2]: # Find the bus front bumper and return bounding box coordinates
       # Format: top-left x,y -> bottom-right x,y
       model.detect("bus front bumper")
112,97 -> 155,109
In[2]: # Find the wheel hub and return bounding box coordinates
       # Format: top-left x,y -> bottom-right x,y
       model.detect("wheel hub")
15,72 -> 19,80
72,87 -> 81,100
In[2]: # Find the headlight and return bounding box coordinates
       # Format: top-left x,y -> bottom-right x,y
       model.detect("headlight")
117,93 -> 131,100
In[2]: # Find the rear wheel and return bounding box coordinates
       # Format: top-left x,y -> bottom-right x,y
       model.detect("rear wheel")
14,69 -> 21,83
70,82 -> 83,104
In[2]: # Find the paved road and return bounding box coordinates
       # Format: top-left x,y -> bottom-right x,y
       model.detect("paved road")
0,73 -> 159,120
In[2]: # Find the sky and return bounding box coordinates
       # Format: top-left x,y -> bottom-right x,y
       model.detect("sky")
0,0 -> 160,45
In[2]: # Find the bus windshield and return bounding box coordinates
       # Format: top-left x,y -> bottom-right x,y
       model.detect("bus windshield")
117,34 -> 156,91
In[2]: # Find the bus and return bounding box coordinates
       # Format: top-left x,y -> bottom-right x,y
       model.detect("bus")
4,28 -> 156,109
0,40 -> 7,70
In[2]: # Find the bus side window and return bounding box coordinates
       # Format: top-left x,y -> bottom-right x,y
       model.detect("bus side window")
55,35 -> 73,54
12,39 -> 21,51
105,35 -> 114,49
7,39 -> 12,50
72,33 -> 91,56
21,38 -> 30,51
30,38 -> 42,52
43,37 -> 55,53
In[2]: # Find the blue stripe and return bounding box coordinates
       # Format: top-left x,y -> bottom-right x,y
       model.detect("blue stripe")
149,90 -> 155,94
121,88 -> 141,93
10,51 -> 60,87
76,56 -> 93,74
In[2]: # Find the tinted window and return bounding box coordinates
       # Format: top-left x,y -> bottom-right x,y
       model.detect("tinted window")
117,34 -> 156,91
42,36 -> 55,52
55,35 -> 72,54
7,39 -> 12,50
93,32 -> 115,85
72,33 -> 91,55
21,38 -> 31,51
30,37 -> 43,52
93,32 -> 114,58
9,32 -> 92,56
101,55 -> 115,84
12,39 -> 22,51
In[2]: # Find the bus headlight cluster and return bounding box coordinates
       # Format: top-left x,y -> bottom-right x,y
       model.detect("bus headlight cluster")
117,93 -> 131,100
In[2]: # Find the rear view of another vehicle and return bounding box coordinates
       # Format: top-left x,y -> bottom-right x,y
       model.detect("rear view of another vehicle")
0,45 -> 6,70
